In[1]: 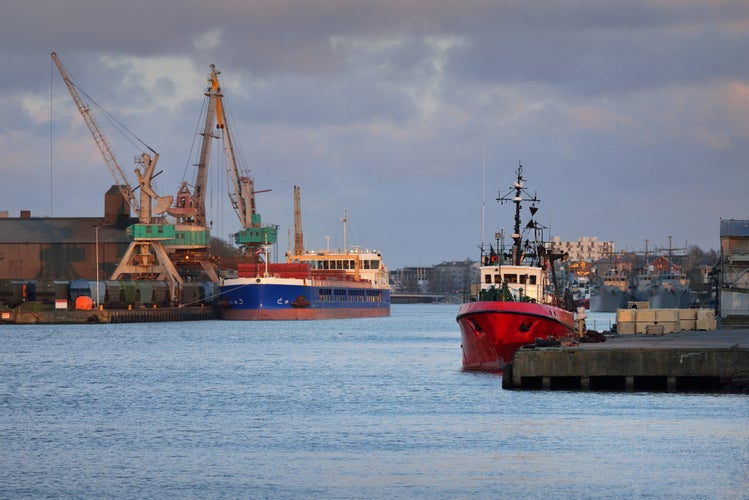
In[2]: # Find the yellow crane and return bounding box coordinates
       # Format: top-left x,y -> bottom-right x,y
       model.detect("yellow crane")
175,65 -> 277,259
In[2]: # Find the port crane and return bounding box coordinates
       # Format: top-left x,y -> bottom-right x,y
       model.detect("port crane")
175,65 -> 277,260
160,64 -> 221,283
165,67 -> 216,230
51,52 -> 183,302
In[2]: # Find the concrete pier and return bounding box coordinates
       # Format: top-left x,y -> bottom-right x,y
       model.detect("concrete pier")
503,329 -> 749,393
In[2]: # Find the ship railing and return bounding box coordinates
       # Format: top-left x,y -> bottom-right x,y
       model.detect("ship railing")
308,278 -> 385,289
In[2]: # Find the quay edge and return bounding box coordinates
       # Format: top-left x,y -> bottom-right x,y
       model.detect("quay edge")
502,329 -> 749,394
1,306 -> 219,324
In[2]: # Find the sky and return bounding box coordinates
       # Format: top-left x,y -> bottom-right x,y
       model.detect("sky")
1,0 -> 747,269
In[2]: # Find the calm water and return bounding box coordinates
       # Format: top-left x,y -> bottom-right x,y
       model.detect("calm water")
1,305 -> 746,498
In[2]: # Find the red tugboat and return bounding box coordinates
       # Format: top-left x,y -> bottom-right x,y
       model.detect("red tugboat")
456,164 -> 576,371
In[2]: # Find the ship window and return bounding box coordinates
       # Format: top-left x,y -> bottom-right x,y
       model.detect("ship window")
529,276 -> 537,285
520,275 -> 527,284
484,274 -> 491,284
506,274 -> 518,283
494,274 -> 501,284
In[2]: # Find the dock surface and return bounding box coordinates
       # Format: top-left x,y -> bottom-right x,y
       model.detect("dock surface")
503,329 -> 749,393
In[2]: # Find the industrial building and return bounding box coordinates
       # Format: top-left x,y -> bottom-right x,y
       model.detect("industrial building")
719,218 -> 749,324
0,187 -> 137,281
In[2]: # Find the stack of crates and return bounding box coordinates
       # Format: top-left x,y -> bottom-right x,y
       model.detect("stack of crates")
654,309 -> 680,334
635,308 -> 658,334
679,309 -> 697,331
615,308 -> 637,334
615,307 -> 716,334
696,309 -> 717,330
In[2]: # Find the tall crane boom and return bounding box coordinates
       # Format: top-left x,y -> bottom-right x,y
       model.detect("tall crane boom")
219,87 -> 251,228
196,64 -> 277,256
293,185 -> 304,255
166,65 -> 219,229
51,52 -> 137,215
191,64 -> 220,228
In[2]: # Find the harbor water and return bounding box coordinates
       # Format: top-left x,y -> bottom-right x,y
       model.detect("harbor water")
1,305 -> 746,498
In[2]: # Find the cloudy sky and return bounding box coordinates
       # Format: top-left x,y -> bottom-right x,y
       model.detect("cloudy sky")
1,1 -> 747,268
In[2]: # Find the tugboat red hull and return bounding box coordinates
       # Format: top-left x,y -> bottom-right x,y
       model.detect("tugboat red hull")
456,301 -> 575,371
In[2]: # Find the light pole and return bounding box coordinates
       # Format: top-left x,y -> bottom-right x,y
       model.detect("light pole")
94,225 -> 100,308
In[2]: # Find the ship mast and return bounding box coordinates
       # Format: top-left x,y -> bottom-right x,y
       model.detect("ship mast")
341,209 -> 348,255
497,163 -> 538,266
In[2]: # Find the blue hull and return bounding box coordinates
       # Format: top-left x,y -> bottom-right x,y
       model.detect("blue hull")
220,282 -> 390,320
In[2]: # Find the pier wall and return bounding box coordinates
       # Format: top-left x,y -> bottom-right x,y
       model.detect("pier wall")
2,306 -> 219,324
503,330 -> 749,393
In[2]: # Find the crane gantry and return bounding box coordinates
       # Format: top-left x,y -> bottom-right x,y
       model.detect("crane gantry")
52,55 -> 278,298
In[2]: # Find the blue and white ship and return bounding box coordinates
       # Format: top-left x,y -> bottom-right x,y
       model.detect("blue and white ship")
220,206 -> 390,320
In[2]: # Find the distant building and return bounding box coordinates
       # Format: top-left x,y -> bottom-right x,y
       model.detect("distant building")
719,219 -> 749,322
390,260 -> 480,301
391,266 -> 432,294
648,255 -> 682,275
431,260 -> 479,296
549,236 -> 614,262
592,251 -> 636,276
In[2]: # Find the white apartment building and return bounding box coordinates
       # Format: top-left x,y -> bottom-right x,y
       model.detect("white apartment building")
549,236 -> 614,262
